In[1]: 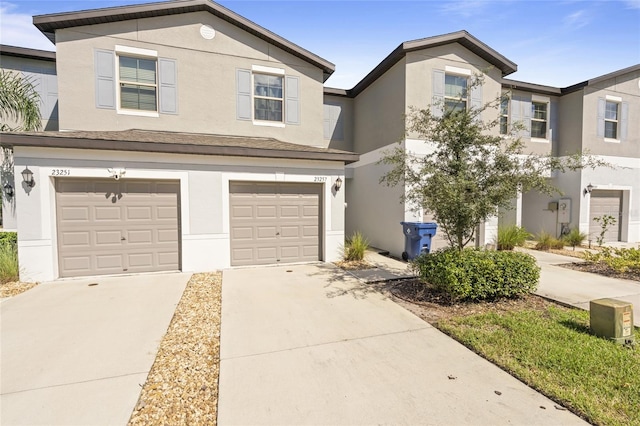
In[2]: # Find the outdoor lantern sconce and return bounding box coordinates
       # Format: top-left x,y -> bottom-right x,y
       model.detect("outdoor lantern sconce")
334,177 -> 343,192
3,183 -> 13,198
584,183 -> 594,196
21,167 -> 35,188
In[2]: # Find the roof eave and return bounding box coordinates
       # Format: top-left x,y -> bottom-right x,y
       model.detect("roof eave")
0,133 -> 360,164
0,44 -> 56,61
33,0 -> 335,81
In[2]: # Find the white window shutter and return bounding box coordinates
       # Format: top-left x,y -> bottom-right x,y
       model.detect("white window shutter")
620,102 -> 629,141
596,97 -> 605,137
431,69 -> 445,117
159,58 -> 178,114
236,69 -> 252,120
285,76 -> 300,125
95,50 -> 115,109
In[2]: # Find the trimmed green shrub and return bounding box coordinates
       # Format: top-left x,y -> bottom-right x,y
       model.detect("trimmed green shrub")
496,225 -> 530,250
583,247 -> 640,274
535,231 -> 564,250
0,242 -> 19,283
343,231 -> 369,261
563,228 -> 587,251
0,231 -> 17,248
411,248 -> 540,301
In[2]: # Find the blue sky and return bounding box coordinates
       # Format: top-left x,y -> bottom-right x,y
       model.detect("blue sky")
1,0 -> 639,89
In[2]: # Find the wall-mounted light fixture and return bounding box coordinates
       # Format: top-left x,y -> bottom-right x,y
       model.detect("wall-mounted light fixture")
334,177 -> 343,192
3,183 -> 14,198
583,183 -> 594,196
21,167 -> 35,187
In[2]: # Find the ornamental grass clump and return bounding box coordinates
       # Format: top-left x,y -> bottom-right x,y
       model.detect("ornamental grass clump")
343,231 -> 369,262
563,228 -> 587,251
496,225 -> 530,250
0,232 -> 19,283
535,231 -> 564,250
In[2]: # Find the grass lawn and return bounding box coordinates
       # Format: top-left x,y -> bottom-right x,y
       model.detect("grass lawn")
437,305 -> 640,426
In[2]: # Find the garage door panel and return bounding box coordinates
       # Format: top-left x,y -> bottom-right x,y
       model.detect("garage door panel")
230,182 -> 321,266
56,178 -> 180,277
60,206 -> 90,221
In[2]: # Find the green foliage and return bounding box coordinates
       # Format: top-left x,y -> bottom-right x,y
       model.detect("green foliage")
593,214 -> 617,246
411,248 -> 539,301
583,247 -> 640,274
343,231 -> 369,261
379,74 -> 608,250
0,69 -> 41,132
0,242 -> 19,283
0,231 -> 17,248
563,228 -> 587,251
437,307 -> 640,425
535,231 -> 565,250
496,225 -> 529,250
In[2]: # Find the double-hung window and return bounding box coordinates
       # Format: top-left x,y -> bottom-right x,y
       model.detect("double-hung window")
500,97 -> 509,134
604,101 -> 619,139
531,102 -> 547,139
119,56 -> 157,111
444,74 -> 468,113
254,74 -> 283,122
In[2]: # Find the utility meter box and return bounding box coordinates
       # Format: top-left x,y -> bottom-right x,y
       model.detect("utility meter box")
590,298 -> 635,344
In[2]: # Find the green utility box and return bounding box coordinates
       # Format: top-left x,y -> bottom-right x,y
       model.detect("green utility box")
590,298 -> 635,345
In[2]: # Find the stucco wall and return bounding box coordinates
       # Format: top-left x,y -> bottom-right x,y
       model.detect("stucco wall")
353,59 -> 406,154
323,94 -> 354,152
12,146 -> 346,281
557,90 -> 584,155
54,11 -> 326,147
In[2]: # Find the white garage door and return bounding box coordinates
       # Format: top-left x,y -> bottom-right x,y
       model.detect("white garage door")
589,190 -> 622,243
56,178 -> 180,277
229,182 -> 321,266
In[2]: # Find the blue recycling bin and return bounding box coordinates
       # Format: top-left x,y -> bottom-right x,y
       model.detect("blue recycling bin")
400,222 -> 438,261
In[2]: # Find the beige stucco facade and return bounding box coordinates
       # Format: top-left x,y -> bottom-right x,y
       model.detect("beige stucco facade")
55,11 -> 325,147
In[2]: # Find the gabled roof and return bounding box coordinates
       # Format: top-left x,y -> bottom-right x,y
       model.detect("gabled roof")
346,30 -> 517,97
562,63 -> 640,94
33,0 -> 335,81
0,130 -> 360,163
0,45 -> 56,62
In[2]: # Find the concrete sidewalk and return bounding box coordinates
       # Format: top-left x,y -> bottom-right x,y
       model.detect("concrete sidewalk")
0,273 -> 190,426
525,249 -> 640,326
218,264 -> 586,425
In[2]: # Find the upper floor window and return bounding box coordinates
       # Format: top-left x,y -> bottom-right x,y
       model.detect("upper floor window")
604,101 -> 619,139
119,56 -> 157,112
254,74 -> 283,122
500,97 -> 509,134
444,74 -> 468,113
531,102 -> 547,139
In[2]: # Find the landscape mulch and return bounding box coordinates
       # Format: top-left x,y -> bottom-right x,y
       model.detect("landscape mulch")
0,281 -> 38,298
129,272 -> 222,426
560,262 -> 640,282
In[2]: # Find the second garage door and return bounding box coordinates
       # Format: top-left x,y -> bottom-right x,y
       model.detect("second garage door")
589,190 -> 622,242
229,182 -> 322,266
56,178 -> 180,277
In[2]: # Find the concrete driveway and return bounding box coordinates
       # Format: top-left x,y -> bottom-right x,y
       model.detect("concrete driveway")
0,272 -> 190,426
218,264 -> 586,425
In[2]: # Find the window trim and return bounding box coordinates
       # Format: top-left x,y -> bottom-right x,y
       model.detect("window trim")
499,95 -> 509,135
530,101 -> 548,140
252,72 -> 284,124
115,47 -> 159,117
443,72 -> 469,113
604,100 -> 620,141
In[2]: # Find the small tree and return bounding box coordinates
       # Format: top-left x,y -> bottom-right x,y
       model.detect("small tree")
380,75 -> 605,250
593,215 -> 616,247
0,69 -> 41,132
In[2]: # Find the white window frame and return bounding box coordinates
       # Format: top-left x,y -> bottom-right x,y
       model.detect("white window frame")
251,65 -> 285,127
604,99 -> 620,142
115,45 -> 159,117
530,101 -> 548,141
499,95 -> 509,135
444,72 -> 469,113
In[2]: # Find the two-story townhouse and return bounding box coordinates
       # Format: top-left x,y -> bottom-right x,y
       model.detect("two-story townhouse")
0,0 -> 358,282
324,32 -> 639,258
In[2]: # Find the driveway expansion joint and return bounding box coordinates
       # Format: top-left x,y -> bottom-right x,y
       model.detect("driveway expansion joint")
1,371 -> 149,396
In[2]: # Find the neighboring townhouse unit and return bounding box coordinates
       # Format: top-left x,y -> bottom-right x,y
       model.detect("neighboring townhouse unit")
0,0 -> 357,282
323,32 -> 639,257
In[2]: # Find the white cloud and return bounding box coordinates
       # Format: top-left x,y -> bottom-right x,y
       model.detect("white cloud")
0,2 -> 55,50
624,0 -> 640,9
563,10 -> 591,30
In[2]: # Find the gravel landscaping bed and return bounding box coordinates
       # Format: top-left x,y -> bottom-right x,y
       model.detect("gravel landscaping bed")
129,272 -> 222,425
0,281 -> 38,299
